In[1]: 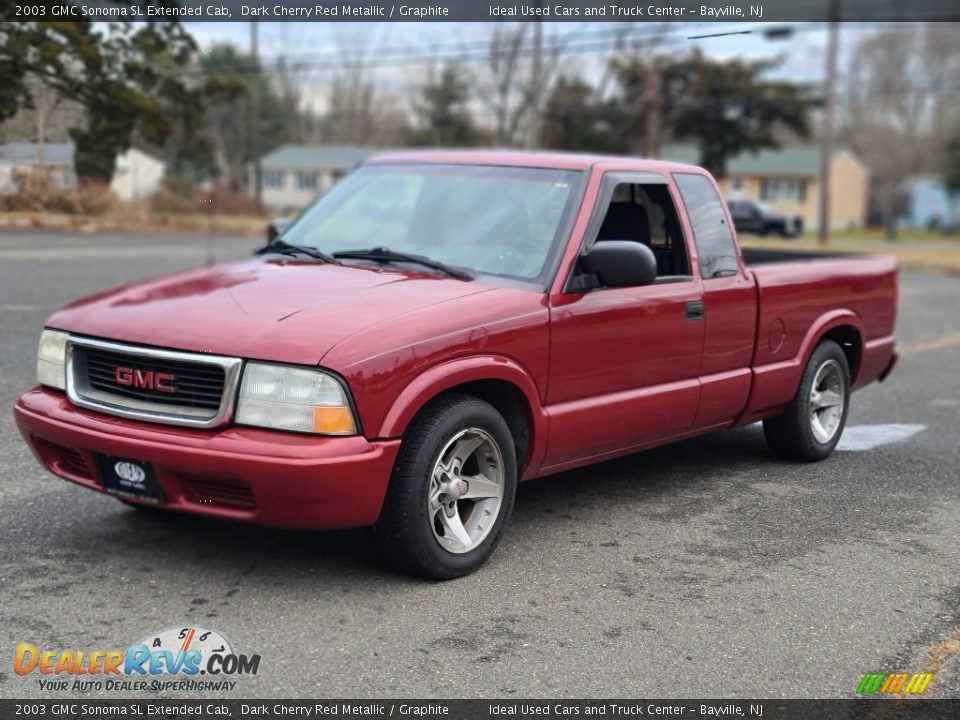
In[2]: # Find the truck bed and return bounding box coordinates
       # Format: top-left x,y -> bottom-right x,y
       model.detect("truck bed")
742,248 -> 898,415
741,247 -> 854,265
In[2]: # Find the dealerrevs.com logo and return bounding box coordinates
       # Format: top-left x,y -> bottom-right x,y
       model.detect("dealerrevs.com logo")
14,626 -> 261,692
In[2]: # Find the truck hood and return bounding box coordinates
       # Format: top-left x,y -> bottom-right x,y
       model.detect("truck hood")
47,258 -> 499,366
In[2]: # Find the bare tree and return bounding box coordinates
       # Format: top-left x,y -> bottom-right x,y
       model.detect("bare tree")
477,22 -> 573,148
0,75 -> 84,147
479,23 -> 530,146
839,23 -> 960,231
274,55 -> 308,142
318,29 -> 399,144
594,22 -> 671,157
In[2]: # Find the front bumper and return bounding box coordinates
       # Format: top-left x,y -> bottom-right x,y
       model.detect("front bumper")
13,387 -> 400,530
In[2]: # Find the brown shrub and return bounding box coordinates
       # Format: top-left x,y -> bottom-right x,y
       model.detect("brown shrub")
1,169 -> 116,214
149,184 -> 264,216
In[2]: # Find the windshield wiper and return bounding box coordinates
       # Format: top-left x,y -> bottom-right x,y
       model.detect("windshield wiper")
256,240 -> 336,264
331,247 -> 473,280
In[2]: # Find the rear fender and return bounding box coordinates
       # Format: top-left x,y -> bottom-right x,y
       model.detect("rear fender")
739,309 -> 864,424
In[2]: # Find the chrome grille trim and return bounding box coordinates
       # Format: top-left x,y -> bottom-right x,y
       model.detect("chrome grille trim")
65,336 -> 242,429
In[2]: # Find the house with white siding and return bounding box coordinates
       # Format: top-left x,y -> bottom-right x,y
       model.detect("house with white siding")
110,147 -> 166,201
0,142 -> 76,194
0,142 -> 165,201
258,145 -> 400,210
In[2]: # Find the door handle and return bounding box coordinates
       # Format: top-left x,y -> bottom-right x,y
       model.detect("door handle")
685,301 -> 705,322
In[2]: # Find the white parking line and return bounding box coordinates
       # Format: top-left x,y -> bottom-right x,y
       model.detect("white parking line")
836,424 -> 927,451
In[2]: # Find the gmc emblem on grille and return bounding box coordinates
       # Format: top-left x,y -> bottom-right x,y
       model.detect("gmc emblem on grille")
114,366 -> 176,393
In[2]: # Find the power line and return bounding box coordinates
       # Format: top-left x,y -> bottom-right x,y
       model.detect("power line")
195,22 -> 825,78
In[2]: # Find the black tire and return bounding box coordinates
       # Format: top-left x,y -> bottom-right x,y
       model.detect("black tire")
373,394 -> 517,580
763,340 -> 851,462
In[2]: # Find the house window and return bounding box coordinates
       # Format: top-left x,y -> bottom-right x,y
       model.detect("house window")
759,178 -> 807,203
262,170 -> 284,189
296,172 -> 318,190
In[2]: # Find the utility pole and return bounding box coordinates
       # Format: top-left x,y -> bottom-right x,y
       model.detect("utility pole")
525,13 -> 544,149
817,1 -> 840,245
249,21 -> 262,204
643,62 -> 662,158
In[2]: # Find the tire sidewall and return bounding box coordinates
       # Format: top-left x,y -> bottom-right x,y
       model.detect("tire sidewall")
401,399 -> 517,577
799,342 -> 851,458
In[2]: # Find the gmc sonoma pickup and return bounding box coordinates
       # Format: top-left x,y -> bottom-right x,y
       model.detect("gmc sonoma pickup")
14,151 -> 898,579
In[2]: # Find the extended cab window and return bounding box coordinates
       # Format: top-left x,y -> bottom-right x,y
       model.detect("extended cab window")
673,173 -> 739,278
594,182 -> 690,278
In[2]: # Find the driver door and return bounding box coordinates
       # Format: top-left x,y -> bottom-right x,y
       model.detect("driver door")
543,172 -> 705,471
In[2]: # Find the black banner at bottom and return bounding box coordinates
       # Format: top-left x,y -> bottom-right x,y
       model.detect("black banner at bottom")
1,700 -> 958,720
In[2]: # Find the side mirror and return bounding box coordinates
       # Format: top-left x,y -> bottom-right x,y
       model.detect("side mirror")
579,241 -> 657,289
266,218 -> 290,243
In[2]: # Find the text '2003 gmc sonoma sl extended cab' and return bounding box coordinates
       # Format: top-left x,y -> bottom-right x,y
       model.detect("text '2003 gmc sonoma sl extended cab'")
14,151 -> 898,578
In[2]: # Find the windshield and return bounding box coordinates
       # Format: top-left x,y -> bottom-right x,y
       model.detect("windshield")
279,164 -> 583,283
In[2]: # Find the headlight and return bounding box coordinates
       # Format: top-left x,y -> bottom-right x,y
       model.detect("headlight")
235,362 -> 357,435
37,329 -> 68,390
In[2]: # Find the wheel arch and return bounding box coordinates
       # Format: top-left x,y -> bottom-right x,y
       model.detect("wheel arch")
738,310 -> 865,425
819,324 -> 862,381
796,310 -> 864,379
376,357 -> 547,478
788,311 -> 866,399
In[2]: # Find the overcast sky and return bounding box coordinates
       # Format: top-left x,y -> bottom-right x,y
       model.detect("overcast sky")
182,21 -> 879,111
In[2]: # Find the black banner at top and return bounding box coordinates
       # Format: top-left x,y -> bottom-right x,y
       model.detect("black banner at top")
6,0 -> 960,23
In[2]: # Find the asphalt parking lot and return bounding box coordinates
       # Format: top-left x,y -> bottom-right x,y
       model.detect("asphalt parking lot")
0,230 -> 958,699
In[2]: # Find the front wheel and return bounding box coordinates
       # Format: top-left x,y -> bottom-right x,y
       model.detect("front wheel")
373,394 -> 517,579
763,340 -> 851,462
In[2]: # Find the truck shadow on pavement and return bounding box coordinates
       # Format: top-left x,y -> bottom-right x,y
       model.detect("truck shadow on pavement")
27,421 -> 931,596
87,424 -> 777,579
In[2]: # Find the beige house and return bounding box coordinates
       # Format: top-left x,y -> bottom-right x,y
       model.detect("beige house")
661,144 -> 869,232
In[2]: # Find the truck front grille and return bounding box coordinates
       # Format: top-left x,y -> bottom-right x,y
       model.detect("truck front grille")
66,336 -> 242,428
82,347 -> 225,411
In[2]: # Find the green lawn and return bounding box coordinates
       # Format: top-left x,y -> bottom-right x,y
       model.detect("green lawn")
800,228 -> 960,243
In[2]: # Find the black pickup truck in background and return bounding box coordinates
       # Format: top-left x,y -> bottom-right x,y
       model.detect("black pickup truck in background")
727,198 -> 804,238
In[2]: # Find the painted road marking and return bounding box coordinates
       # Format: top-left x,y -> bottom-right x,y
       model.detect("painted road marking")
900,331 -> 960,357
931,398 -> 960,407
836,424 -> 926,452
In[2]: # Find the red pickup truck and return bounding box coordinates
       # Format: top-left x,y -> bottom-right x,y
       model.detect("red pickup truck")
14,151 -> 897,578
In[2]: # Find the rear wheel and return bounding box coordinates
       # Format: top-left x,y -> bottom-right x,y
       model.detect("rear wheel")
763,340 -> 850,462
373,394 -> 517,579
